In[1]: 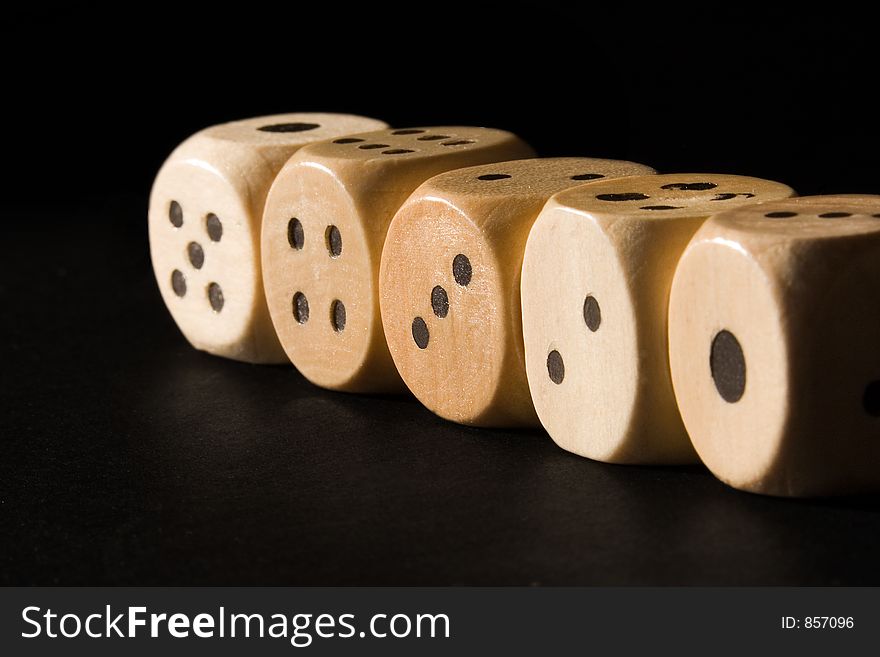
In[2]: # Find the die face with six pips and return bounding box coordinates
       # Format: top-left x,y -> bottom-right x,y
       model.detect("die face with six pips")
148,113 -> 387,363
521,174 -> 795,463
380,157 -> 656,427
261,126 -> 535,393
669,195 -> 880,496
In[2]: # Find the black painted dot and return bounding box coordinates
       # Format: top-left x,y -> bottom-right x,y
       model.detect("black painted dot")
863,381 -> 880,417
292,292 -> 309,324
288,218 -> 304,250
169,200 -> 183,227
661,182 -> 718,191
412,317 -> 429,349
819,212 -> 852,218
477,173 -> 511,181
258,122 -> 320,133
188,242 -> 205,269
417,135 -> 450,141
333,137 -> 364,144
765,211 -> 798,218
711,192 -> 755,201
710,330 -> 746,403
331,300 -> 346,332
872,214 -> 880,218
597,193 -> 650,202
431,286 -> 449,318
171,270 -> 186,297
442,140 -> 475,146
382,149 -> 414,154
206,213 -> 222,242
571,173 -> 605,181
453,254 -> 472,286
640,205 -> 682,211
359,143 -> 389,150
391,129 -> 425,135
583,295 -> 601,332
326,225 -> 342,257
547,350 -> 565,384
208,283 -> 224,312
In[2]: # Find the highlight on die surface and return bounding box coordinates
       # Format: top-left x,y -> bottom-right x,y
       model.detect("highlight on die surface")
380,157 -> 656,427
521,174 -> 795,463
261,126 -> 534,393
149,113 -> 387,363
669,195 -> 880,496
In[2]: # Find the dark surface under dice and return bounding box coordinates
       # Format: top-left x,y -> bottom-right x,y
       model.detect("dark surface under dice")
2,198 -> 879,586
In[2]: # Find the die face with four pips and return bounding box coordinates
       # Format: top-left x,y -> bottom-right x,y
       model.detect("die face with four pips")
669,195 -> 880,496
261,126 -> 535,393
521,174 -> 794,463
380,157 -> 656,427
149,113 -> 387,363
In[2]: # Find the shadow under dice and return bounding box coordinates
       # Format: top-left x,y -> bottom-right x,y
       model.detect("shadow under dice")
380,157 -> 656,427
148,112 -> 387,363
669,195 -> 880,496
261,126 -> 535,392
521,174 -> 794,463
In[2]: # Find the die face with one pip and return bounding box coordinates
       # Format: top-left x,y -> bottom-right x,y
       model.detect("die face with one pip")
380,157 -> 656,427
261,126 -> 534,393
669,196 -> 880,497
521,174 -> 794,463
149,113 -> 387,363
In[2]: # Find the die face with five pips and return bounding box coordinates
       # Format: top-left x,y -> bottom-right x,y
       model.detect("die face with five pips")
380,157 -> 656,427
148,113 -> 387,363
261,126 -> 535,393
669,195 -> 880,496
521,174 -> 795,463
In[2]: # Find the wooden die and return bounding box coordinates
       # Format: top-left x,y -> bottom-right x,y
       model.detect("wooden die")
669,195 -> 880,496
149,113 -> 386,362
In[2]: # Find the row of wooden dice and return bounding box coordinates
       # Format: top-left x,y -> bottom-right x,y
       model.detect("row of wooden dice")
149,113 -> 880,499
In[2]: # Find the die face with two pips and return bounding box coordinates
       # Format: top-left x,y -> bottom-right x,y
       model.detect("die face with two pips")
261,126 -> 535,393
669,195 -> 880,496
149,113 -> 387,363
380,157 -> 656,427
521,174 -> 795,463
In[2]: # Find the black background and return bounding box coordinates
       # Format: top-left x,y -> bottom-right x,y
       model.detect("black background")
2,7 -> 880,585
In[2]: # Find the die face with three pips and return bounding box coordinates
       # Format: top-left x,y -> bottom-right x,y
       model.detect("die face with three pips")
380,157 -> 656,427
148,113 -> 387,363
521,174 -> 795,463
261,126 -> 535,393
669,195 -> 880,496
